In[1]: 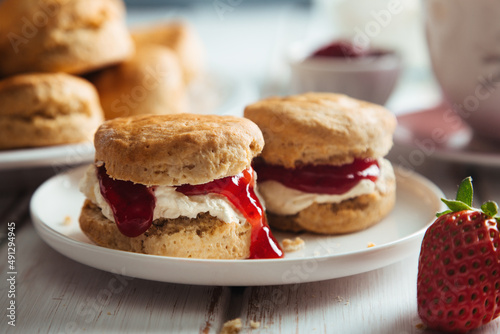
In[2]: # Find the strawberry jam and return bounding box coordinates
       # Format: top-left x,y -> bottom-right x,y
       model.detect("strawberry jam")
97,165 -> 156,238
176,167 -> 283,259
310,40 -> 390,59
253,158 -> 380,195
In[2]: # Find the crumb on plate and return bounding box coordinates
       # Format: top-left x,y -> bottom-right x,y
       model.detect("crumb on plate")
415,323 -> 426,330
220,318 -> 242,334
62,215 -> 72,226
282,237 -> 305,252
250,320 -> 260,329
367,242 -> 376,248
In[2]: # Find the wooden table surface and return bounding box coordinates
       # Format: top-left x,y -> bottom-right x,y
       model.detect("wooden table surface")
2,157 -> 500,334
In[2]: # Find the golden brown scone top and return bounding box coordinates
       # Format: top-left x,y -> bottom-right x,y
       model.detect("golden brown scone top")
244,93 -> 397,168
0,0 -> 133,76
0,73 -> 103,119
94,114 -> 264,186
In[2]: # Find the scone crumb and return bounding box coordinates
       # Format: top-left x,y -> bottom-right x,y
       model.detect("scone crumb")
336,295 -> 350,305
367,242 -> 376,248
62,216 -> 72,226
250,320 -> 260,329
220,318 -> 242,334
415,323 -> 426,330
282,237 -> 305,252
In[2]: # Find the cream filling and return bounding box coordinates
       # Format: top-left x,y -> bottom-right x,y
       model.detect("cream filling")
79,165 -> 247,224
258,159 -> 394,215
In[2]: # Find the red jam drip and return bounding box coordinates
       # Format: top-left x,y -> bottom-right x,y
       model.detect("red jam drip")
253,158 -> 380,195
311,40 -> 389,59
97,165 -> 156,238
176,167 -> 283,259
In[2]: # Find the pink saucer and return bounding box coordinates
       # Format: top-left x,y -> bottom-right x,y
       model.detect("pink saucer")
394,102 -> 500,166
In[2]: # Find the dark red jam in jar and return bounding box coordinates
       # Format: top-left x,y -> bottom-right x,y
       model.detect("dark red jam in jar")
176,167 -> 283,259
253,158 -> 380,195
97,165 -> 156,238
310,40 -> 390,59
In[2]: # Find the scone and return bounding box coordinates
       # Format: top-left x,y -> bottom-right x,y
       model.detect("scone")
244,93 -> 397,234
79,114 -> 283,259
0,73 -> 104,150
131,21 -> 203,83
0,0 -> 133,77
88,45 -> 186,120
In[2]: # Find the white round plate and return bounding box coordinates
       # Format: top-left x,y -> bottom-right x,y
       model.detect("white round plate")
394,103 -> 500,167
0,142 -> 95,171
30,165 -> 444,286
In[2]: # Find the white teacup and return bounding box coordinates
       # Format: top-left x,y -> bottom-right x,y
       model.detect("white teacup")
425,0 -> 500,140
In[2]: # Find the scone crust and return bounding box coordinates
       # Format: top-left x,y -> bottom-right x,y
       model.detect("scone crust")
79,200 -> 251,259
131,21 -> 203,83
94,114 -> 264,186
244,93 -> 397,168
267,174 -> 396,234
0,73 -> 103,149
89,44 -> 186,120
0,0 -> 133,76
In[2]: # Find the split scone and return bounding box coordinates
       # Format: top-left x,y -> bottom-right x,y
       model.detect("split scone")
244,93 -> 397,234
79,114 -> 283,259
0,0 -> 133,76
0,73 -> 103,150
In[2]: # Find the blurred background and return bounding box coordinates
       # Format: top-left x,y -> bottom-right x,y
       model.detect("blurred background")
123,0 -> 440,112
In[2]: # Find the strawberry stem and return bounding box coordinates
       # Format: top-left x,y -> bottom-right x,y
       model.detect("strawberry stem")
436,177 -> 500,222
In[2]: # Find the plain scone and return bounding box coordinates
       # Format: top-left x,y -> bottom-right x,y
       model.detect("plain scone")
244,92 -> 397,234
0,73 -> 104,150
0,0 -> 133,76
131,21 -> 204,83
89,44 -> 186,120
80,114 -> 265,259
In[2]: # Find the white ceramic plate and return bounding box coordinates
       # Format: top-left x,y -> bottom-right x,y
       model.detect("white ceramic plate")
0,142 -> 95,171
394,103 -> 500,167
30,165 -> 444,286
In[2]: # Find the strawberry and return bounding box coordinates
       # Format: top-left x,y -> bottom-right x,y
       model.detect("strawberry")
417,177 -> 500,333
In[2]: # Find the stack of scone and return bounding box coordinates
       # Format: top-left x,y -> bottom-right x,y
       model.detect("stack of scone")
0,0 -> 205,150
79,114 -> 283,259
244,93 -> 397,234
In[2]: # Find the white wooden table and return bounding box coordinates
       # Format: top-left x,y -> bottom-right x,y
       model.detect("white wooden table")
2,157 -> 500,333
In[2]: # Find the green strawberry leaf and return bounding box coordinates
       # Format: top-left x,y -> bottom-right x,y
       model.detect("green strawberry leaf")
438,177 -> 500,226
481,201 -> 498,218
441,198 -> 472,212
436,209 -> 452,217
456,177 -> 473,206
